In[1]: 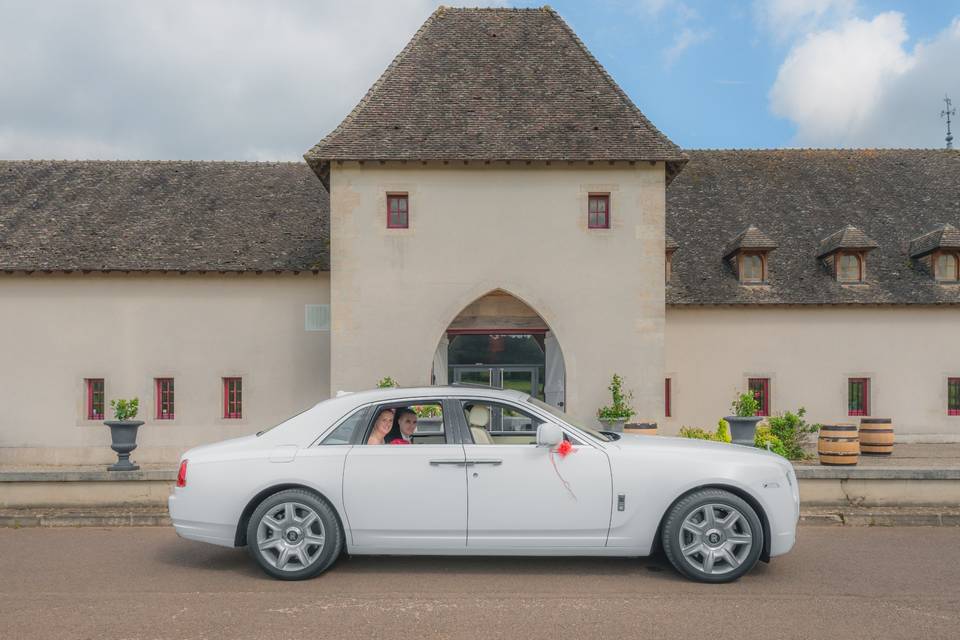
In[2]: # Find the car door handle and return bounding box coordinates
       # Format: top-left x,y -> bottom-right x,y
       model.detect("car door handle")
429,459 -> 467,466
466,459 -> 503,466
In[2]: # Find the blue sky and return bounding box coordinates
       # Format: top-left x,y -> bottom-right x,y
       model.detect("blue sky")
0,0 -> 958,160
533,0 -> 960,149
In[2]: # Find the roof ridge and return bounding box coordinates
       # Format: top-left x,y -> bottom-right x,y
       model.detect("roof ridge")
0,159 -> 308,166
544,7 -> 683,158
304,7 -> 443,162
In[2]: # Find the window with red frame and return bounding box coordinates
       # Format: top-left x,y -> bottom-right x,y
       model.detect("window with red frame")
949,378 -> 960,416
387,193 -> 408,229
223,377 -> 242,419
155,378 -> 175,420
588,194 -> 610,229
86,378 -> 105,420
664,378 -> 672,417
848,378 -> 870,416
748,378 -> 770,417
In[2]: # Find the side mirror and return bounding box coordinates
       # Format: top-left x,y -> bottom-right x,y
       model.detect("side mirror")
536,423 -> 564,447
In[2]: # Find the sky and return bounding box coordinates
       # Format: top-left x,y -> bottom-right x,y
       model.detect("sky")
0,0 -> 958,161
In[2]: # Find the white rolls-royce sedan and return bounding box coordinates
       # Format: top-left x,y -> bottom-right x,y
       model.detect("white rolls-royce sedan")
168,386 -> 799,583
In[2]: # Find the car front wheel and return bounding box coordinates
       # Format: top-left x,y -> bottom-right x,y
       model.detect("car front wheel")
661,488 -> 763,583
246,488 -> 343,580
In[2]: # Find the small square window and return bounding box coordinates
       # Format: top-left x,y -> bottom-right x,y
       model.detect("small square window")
935,253 -> 959,282
387,194 -> 408,229
223,377 -> 242,419
949,378 -> 960,416
588,194 -> 610,229
748,378 -> 770,417
740,254 -> 765,283
86,378 -> 105,420
156,378 -> 175,420
848,378 -> 870,416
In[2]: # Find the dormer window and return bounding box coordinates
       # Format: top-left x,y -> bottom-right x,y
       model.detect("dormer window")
665,235 -> 678,283
935,252 -> 959,282
740,253 -> 765,283
722,225 -> 777,285
817,225 -> 878,285
908,224 -> 960,282
837,252 -> 863,283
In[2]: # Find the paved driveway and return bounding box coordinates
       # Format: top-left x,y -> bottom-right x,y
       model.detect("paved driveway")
1,526 -> 958,639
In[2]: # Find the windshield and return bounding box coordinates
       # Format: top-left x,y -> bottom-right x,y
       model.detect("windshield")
526,397 -> 612,442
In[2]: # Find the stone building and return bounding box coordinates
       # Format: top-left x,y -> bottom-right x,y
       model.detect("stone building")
1,8 -> 958,465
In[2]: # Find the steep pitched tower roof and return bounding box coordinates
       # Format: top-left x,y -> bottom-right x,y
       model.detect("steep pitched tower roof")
304,7 -> 685,185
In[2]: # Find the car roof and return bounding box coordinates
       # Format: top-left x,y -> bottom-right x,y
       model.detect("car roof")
334,385 -> 530,404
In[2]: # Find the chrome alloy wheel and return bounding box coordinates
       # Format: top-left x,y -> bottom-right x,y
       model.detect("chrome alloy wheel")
256,502 -> 326,572
678,503 -> 753,575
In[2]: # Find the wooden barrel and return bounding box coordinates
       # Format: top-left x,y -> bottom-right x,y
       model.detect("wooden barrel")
624,421 -> 658,436
859,418 -> 894,455
818,423 -> 859,466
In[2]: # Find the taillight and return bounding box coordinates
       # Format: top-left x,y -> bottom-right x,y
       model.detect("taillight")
176,459 -> 188,488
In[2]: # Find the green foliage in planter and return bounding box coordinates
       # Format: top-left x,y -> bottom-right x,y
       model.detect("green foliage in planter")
376,376 -> 399,389
679,419 -> 731,443
731,391 -> 760,417
413,404 -> 442,418
755,426 -> 788,457
597,374 -> 635,422
110,397 -> 139,421
765,408 -> 821,460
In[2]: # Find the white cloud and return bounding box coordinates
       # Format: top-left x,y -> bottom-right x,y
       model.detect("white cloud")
0,0 -> 502,161
664,27 -> 712,67
769,13 -> 960,147
755,0 -> 857,41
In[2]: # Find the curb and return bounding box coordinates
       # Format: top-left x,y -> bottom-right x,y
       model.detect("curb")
2,508 -> 959,529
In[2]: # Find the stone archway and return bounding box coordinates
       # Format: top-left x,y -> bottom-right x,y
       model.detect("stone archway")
432,290 -> 566,408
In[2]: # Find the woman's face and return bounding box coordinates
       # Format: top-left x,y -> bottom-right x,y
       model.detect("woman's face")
398,413 -> 418,436
374,410 -> 394,436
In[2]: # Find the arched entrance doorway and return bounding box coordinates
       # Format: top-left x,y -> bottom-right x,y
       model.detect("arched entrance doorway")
431,290 -> 566,409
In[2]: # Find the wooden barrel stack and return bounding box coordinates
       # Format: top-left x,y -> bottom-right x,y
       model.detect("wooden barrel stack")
624,421 -> 658,436
818,423 -> 860,466
859,418 -> 895,455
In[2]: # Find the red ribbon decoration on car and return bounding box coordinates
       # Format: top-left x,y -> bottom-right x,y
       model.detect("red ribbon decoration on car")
550,440 -> 577,500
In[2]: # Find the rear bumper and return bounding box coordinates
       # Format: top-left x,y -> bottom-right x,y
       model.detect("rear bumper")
168,493 -> 236,548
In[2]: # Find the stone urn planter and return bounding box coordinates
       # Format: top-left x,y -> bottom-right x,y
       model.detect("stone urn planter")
725,416 -> 762,446
104,420 -> 143,471
598,418 -> 627,433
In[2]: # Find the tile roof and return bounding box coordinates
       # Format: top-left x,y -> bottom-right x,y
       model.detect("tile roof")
909,223 -> 960,258
667,149 -> 960,305
0,161 -> 329,272
816,225 -> 878,258
723,225 -> 778,259
304,7 -> 685,179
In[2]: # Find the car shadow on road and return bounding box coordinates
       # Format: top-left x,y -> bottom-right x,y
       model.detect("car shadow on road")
154,537 -> 262,578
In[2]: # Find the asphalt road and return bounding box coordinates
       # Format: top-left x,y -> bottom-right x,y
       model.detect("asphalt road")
1,526 -> 959,640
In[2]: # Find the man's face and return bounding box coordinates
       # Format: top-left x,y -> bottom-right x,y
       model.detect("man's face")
398,413 -> 418,436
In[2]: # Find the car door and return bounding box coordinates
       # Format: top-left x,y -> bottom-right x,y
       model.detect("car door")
458,398 -> 613,549
341,399 -> 468,551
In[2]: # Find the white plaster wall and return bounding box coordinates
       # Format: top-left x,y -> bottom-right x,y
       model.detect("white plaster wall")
665,306 -> 960,441
329,162 -> 666,425
0,272 -> 331,465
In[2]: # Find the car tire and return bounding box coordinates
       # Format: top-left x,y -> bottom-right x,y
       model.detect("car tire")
246,488 -> 344,580
661,488 -> 763,583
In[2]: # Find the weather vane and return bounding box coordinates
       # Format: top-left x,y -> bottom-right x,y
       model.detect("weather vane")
943,95 -> 956,150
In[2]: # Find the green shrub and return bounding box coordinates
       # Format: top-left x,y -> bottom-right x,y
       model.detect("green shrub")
766,408 -> 821,460
110,398 -> 139,421
731,391 -> 760,417
755,426 -> 788,457
376,376 -> 399,388
679,420 -> 731,443
597,374 -> 636,421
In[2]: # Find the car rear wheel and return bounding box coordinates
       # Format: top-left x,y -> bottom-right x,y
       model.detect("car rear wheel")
661,488 -> 763,583
246,488 -> 343,580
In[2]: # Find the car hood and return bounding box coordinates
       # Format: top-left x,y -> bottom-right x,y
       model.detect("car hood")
611,433 -> 791,468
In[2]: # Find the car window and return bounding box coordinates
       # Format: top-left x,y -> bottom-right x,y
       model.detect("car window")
461,400 -> 543,445
319,408 -> 367,445
361,401 -> 448,445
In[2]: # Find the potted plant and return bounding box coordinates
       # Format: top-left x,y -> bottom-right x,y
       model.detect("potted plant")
597,374 -> 635,432
726,391 -> 761,446
104,397 -> 143,471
